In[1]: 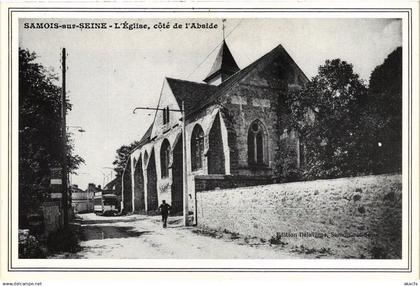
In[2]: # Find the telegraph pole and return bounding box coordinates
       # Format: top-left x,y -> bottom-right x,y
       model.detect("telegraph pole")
61,48 -> 69,227
182,101 -> 189,226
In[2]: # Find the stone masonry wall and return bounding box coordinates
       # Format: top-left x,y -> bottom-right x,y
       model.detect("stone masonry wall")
195,175 -> 272,192
196,174 -> 402,258
220,50 -> 307,178
223,82 -> 283,177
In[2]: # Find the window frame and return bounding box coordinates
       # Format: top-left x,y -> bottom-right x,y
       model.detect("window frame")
160,139 -> 171,178
247,120 -> 268,167
162,107 -> 170,125
191,124 -> 205,171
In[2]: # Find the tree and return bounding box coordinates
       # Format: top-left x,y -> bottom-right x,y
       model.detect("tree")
360,47 -> 402,173
285,59 -> 368,179
19,48 -> 84,226
112,140 -> 140,178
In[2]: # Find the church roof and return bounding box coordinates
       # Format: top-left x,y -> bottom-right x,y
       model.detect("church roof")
138,124 -> 153,146
131,123 -> 153,153
204,40 -> 240,83
166,77 -> 218,114
188,44 -> 309,116
135,43 -> 309,148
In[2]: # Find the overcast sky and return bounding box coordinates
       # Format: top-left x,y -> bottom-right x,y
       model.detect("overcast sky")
19,18 -> 402,189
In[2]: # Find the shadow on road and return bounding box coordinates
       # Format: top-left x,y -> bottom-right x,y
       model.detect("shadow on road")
78,218 -> 143,225
80,225 -> 150,241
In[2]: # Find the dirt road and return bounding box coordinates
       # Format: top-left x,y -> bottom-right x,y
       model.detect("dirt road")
60,213 -> 309,259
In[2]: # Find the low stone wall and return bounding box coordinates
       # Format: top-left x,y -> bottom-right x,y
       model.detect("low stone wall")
195,174 -> 272,192
196,174 -> 402,258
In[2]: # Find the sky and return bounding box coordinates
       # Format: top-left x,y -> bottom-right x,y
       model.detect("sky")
19,17 -> 402,190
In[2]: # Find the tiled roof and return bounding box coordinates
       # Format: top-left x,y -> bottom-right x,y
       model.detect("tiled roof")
188,44 -> 309,116
138,124 -> 153,146
166,77 -> 218,114
131,123 -> 153,154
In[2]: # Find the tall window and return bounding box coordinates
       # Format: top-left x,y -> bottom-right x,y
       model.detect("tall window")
191,124 -> 205,171
144,150 -> 149,165
248,120 -> 267,166
160,139 -> 170,178
162,106 -> 170,125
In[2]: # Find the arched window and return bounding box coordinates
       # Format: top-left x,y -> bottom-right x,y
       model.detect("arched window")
162,106 -> 170,125
160,139 -> 170,178
144,151 -> 149,165
191,124 -> 205,171
248,120 -> 267,166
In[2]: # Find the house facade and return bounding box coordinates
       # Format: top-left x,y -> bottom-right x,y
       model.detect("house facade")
71,184 -> 95,214
122,41 -> 308,221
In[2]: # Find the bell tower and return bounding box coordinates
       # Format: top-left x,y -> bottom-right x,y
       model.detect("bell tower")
204,20 -> 240,85
203,40 -> 240,85
204,40 -> 240,85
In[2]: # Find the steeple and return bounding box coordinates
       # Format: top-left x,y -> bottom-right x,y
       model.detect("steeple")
203,40 -> 240,85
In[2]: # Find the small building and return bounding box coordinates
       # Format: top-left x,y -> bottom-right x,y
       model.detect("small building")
71,184 -> 95,214
122,40 -> 308,221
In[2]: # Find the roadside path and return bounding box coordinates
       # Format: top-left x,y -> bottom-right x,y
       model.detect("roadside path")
61,213 -> 307,259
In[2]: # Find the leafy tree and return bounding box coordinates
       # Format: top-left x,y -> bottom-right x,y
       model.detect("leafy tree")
19,48 -> 84,226
112,140 -> 140,178
285,59 -> 368,179
359,47 -> 402,173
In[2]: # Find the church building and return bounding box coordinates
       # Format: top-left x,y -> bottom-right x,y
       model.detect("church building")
121,40 -> 308,221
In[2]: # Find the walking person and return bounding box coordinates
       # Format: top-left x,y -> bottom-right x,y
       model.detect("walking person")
158,200 -> 171,228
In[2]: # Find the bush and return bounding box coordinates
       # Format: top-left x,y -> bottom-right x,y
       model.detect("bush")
275,136 -> 303,182
19,229 -> 46,258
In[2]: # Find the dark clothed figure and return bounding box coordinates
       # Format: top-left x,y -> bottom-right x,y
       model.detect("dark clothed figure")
158,200 -> 171,228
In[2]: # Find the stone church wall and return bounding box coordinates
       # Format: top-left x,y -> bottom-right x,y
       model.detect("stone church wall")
222,55 -> 305,178
224,84 -> 283,176
196,174 -> 402,258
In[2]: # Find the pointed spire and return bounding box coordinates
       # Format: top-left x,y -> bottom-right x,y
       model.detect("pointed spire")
203,40 -> 240,85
